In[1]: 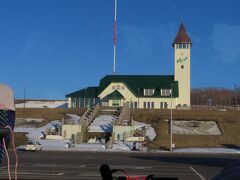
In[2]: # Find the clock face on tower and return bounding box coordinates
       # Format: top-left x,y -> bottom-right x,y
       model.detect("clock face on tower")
177,53 -> 188,63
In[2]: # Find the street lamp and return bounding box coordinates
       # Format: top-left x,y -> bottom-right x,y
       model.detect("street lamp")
23,88 -> 27,109
235,84 -> 238,108
170,83 -> 173,151
138,88 -> 140,108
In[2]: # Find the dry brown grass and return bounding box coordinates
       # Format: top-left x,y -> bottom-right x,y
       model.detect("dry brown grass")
134,109 -> 240,150
16,108 -> 87,127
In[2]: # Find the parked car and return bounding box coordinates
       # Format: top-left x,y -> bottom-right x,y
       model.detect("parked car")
25,141 -> 42,151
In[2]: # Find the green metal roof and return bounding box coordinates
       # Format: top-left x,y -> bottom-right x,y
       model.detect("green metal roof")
98,75 -> 179,98
106,90 -> 124,100
65,87 -> 99,98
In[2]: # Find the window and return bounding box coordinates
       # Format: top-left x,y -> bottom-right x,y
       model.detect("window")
143,102 -> 146,108
147,102 -> 151,108
117,134 -> 120,140
160,102 -> 164,109
134,102 -> 138,108
80,98 -> 84,107
89,98 -> 94,107
116,85 -> 121,90
181,65 -> 184,69
130,102 -> 134,108
183,44 -> 187,48
151,102 -> 154,109
161,89 -> 171,96
76,98 -> 79,107
164,102 -> 168,109
122,86 -> 124,90
112,100 -> 120,106
112,86 -> 115,90
179,44 -> 183,49
72,98 -> 76,107
144,89 -> 155,96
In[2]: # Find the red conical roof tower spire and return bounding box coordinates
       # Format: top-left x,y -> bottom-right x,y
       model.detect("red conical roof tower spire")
172,22 -> 192,47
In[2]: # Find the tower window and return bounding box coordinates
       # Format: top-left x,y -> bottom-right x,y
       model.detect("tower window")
181,65 -> 184,69
179,44 -> 183,49
183,44 -> 187,48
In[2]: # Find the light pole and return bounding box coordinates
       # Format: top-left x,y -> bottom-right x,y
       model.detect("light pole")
235,84 -> 238,108
138,88 -> 140,108
170,84 -> 173,151
23,88 -> 26,109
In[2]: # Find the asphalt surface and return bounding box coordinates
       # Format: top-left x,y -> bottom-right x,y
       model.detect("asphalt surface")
0,151 -> 240,180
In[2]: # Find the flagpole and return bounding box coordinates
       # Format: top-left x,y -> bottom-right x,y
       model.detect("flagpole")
113,0 -> 117,74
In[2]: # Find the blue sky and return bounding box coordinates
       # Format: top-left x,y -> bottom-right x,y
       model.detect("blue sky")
0,0 -> 239,99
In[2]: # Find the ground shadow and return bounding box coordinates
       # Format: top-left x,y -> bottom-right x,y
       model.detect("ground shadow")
222,144 -> 240,151
130,155 -> 240,168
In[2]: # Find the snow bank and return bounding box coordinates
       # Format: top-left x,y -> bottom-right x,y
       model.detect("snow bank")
132,120 -> 156,141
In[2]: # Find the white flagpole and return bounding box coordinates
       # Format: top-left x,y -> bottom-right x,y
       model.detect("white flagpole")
113,0 -> 117,74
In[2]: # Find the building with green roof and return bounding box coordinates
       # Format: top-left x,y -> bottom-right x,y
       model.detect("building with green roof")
66,23 -> 192,109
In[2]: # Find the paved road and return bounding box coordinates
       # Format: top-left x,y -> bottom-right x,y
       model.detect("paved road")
0,151 -> 239,180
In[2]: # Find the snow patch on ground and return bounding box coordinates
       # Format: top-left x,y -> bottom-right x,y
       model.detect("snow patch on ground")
15,100 -> 66,108
88,115 -> 116,133
132,120 -> 156,141
173,120 -> 221,135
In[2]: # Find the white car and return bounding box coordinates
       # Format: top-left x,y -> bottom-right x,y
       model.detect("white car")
25,141 -> 42,151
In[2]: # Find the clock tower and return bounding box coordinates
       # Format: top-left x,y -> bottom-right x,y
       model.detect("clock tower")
172,22 -> 192,107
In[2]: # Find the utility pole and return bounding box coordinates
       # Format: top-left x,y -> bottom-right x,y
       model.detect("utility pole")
24,88 -> 26,109
235,84 -> 238,108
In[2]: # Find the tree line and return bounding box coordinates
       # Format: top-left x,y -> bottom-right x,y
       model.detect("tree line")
191,87 -> 240,106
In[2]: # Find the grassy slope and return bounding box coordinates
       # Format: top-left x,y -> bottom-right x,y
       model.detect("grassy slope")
133,109 -> 240,150
16,108 -> 87,127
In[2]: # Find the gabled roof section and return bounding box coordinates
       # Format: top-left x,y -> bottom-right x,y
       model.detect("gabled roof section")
98,75 -> 179,98
172,22 -> 192,47
66,87 -> 99,98
106,90 -> 124,100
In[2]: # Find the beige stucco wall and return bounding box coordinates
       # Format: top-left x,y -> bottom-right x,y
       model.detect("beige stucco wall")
113,126 -> 134,141
98,82 -> 138,102
174,44 -> 191,107
113,126 -> 145,142
62,124 -> 81,139
137,97 -> 177,109
68,98 -> 72,108
99,82 -> 177,109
